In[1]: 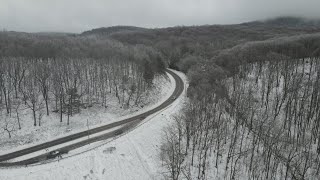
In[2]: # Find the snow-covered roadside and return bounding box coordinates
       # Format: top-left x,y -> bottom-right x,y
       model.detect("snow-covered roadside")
0,73 -> 173,155
0,70 -> 188,180
4,125 -> 123,163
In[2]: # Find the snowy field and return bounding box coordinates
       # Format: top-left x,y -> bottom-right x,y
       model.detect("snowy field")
0,73 -> 173,155
0,70 -> 187,180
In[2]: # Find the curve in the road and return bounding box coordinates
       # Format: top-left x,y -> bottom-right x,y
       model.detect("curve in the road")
0,69 -> 184,167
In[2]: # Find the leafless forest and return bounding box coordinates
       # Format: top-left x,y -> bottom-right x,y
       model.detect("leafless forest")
0,33 -> 165,137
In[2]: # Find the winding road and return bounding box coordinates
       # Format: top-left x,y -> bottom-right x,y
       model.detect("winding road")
0,69 -> 184,167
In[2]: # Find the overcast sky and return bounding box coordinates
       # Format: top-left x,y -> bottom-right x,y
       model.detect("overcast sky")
1,0 -> 320,33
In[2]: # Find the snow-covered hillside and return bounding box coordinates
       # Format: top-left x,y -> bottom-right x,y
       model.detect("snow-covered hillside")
0,70 -> 187,180
0,73 -> 172,155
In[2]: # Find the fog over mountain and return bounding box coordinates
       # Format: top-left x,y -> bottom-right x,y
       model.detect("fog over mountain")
1,0 -> 320,33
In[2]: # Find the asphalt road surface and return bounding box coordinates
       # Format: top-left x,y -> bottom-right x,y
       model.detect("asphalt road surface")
0,69 -> 184,167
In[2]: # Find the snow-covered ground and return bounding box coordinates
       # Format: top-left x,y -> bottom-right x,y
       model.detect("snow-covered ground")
0,73 -> 173,155
0,70 -> 188,180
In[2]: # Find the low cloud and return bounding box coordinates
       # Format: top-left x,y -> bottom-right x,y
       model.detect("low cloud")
1,0 -> 320,33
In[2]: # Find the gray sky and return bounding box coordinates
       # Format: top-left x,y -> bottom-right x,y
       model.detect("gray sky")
1,0 -> 320,33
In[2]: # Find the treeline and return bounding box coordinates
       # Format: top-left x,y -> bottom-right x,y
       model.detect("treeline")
0,31 -> 166,137
0,31 -> 164,62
